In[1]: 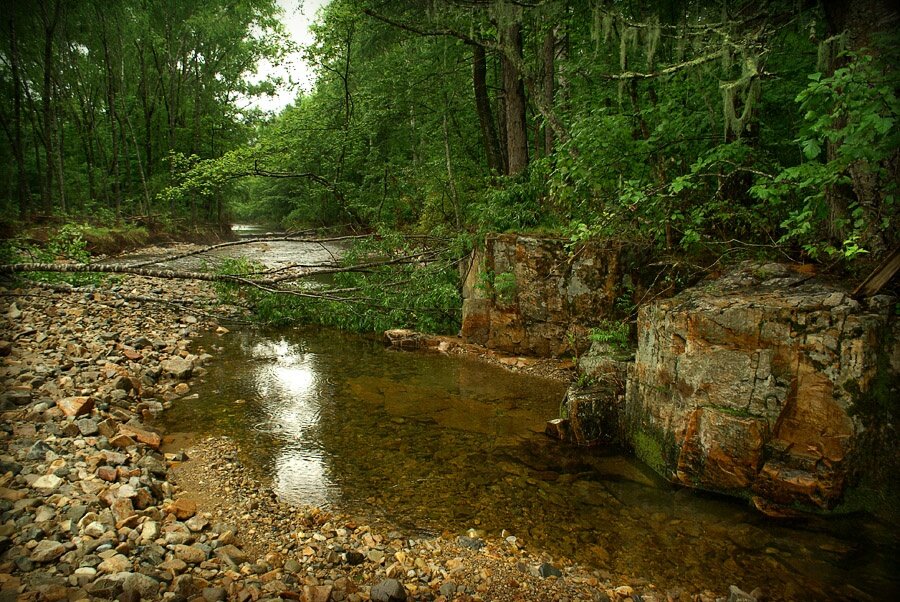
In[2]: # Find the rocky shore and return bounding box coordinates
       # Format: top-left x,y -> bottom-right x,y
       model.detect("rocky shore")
1,272 -> 756,601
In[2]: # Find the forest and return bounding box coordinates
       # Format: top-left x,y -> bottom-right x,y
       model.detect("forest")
1,0 -> 897,329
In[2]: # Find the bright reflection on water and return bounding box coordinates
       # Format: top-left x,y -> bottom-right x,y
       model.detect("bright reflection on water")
163,327 -> 899,601
247,340 -> 335,507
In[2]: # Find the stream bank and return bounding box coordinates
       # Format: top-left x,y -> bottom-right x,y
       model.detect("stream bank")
0,270 -> 743,602
1,238 -> 897,601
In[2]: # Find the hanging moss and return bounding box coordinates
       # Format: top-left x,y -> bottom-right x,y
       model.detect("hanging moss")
721,53 -> 761,138
601,11 -> 614,44
644,16 -> 660,70
620,26 -> 637,71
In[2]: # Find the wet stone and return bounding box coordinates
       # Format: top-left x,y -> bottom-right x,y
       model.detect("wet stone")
370,579 -> 407,602
539,563 -> 562,579
457,535 -> 485,551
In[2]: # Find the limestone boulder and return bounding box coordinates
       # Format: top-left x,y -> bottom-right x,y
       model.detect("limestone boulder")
625,262 -> 898,512
461,235 -> 643,357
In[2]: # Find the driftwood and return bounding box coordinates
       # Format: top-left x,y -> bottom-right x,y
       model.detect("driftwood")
853,247 -> 900,298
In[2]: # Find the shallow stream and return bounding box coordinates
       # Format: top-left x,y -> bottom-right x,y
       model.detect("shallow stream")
160,225 -> 897,600
163,327 -> 898,600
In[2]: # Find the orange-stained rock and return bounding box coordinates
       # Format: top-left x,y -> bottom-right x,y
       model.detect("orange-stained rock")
118,424 -> 162,449
56,396 -> 94,417
460,235 -> 638,357
624,261 -> 898,513
165,498 -> 197,520
110,434 -> 136,449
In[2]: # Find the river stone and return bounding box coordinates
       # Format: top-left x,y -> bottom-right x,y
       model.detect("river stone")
137,454 -> 167,477
538,562 -> 562,578
26,441 -> 51,461
117,424 -> 161,449
202,587 -> 227,602
57,396 -> 94,417
103,450 -> 128,466
727,585 -> 757,602
32,474 -> 63,491
439,582 -> 458,597
122,572 -> 160,598
76,418 -> 99,436
112,375 -> 133,392
159,558 -> 188,573
30,539 -> 65,562
165,498 -> 197,519
345,551 -> 365,565
302,585 -> 334,602
185,514 -> 208,532
215,544 -> 248,566
98,554 -> 131,574
83,521 -> 107,538
457,535 -> 484,550
161,357 -> 193,380
96,466 -> 118,482
110,434 -> 136,449
367,549 -> 385,563
173,544 -> 207,564
139,521 -> 159,542
370,578 -> 406,602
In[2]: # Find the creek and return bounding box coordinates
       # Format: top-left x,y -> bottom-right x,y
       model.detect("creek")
161,226 -> 897,600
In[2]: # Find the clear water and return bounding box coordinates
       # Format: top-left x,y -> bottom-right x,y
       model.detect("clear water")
162,327 -> 899,601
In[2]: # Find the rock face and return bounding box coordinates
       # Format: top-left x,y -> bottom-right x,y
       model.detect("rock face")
624,262 -> 899,512
461,234 -> 642,356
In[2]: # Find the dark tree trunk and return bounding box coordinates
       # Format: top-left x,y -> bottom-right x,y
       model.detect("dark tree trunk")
8,16 -> 31,218
39,0 -> 62,213
541,26 -> 556,156
500,18 -> 528,176
472,45 -> 503,174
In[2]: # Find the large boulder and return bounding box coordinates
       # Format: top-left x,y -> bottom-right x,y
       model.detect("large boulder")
461,234 -> 645,356
624,262 -> 899,514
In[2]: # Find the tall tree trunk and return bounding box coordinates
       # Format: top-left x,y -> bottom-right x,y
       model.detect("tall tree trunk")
98,8 -> 122,220
541,26 -> 556,156
39,0 -> 62,213
8,16 -> 31,218
53,92 -> 66,213
472,45 -> 502,174
500,16 -> 528,176
442,111 -> 461,228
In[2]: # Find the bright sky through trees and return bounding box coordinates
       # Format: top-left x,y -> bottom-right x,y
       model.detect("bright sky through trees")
247,0 -> 330,113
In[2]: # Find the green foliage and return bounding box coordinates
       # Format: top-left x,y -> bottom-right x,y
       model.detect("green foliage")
214,235 -> 464,334
0,0 -> 285,225
750,46 -> 899,259
2,224 -> 101,286
468,163 -> 556,235
588,320 -> 631,353
493,271 -> 518,305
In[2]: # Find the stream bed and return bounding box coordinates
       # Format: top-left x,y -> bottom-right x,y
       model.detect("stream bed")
162,326 -> 899,600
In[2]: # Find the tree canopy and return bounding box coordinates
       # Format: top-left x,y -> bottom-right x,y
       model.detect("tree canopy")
2,0 -> 897,262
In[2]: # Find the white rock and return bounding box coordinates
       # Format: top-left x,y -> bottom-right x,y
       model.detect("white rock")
83,521 -> 107,538
32,474 -> 63,491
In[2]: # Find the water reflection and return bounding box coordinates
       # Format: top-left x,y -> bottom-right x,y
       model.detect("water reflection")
163,327 -> 899,601
247,339 -> 335,506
